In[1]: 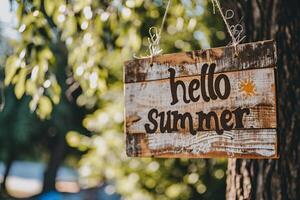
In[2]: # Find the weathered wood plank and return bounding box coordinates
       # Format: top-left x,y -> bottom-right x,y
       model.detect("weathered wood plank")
124,40 -> 278,159
125,40 -> 276,83
126,129 -> 278,158
126,67 -> 276,134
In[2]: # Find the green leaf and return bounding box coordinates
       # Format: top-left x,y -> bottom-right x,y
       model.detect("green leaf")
37,96 -> 52,119
5,56 -> 19,86
39,47 -> 53,61
48,75 -> 61,104
16,3 -> 24,22
61,15 -> 77,39
14,68 -> 27,99
25,80 -> 37,95
44,0 -> 55,16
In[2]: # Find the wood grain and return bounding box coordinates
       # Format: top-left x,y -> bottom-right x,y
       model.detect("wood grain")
126,67 -> 276,134
124,40 -> 278,158
124,40 -> 277,83
126,129 -> 277,158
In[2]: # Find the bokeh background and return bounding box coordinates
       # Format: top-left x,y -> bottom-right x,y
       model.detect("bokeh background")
0,0 -> 229,199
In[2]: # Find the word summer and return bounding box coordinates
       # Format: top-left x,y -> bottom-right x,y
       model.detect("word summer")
144,63 -> 251,135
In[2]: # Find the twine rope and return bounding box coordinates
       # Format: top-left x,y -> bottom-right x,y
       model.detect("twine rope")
211,0 -> 246,53
148,0 -> 171,57
135,0 -> 245,59
134,0 -> 171,59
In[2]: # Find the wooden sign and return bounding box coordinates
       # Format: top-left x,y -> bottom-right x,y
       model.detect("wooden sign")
124,40 -> 278,159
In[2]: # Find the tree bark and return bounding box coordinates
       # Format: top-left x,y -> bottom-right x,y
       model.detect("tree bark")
42,134 -> 66,193
226,0 -> 300,199
41,35 -> 69,193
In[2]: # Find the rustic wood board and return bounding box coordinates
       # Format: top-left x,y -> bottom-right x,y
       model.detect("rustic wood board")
124,40 -> 278,159
124,40 -> 276,83
127,130 -> 277,158
126,68 -> 276,134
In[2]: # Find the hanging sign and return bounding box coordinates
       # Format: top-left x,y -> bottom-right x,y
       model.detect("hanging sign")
124,40 -> 278,159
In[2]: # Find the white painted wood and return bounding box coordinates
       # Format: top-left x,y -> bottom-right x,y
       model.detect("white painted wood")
126,68 -> 276,134
127,129 -> 277,158
124,40 -> 278,158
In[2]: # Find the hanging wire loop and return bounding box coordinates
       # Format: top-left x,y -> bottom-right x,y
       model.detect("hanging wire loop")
134,0 -> 245,59
134,0 -> 171,59
211,0 -> 246,54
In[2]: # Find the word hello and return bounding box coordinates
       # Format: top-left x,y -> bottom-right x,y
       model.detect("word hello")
144,63 -> 251,135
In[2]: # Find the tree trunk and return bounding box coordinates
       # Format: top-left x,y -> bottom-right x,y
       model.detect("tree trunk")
226,0 -> 300,199
42,134 -> 66,193
39,16 -> 69,192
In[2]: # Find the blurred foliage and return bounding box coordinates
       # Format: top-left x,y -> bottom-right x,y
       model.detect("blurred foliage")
4,0 -> 228,199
